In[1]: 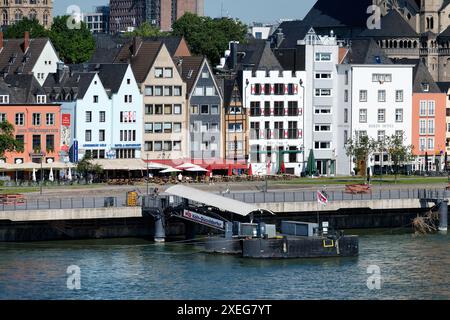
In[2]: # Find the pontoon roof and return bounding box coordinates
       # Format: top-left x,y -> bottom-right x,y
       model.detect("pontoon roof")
165,185 -> 267,217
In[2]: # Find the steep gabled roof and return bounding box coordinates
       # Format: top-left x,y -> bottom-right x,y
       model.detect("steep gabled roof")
114,40 -> 163,83
273,20 -> 311,49
347,39 -> 392,64
176,56 -> 204,95
2,74 -> 47,104
358,9 -> 418,38
225,39 -> 283,72
43,68 -> 96,101
412,61 -> 442,93
143,36 -> 191,56
302,0 -> 374,28
436,81 -> 450,94
0,38 -> 50,77
89,33 -> 128,64
93,63 -> 129,94
393,58 -> 441,93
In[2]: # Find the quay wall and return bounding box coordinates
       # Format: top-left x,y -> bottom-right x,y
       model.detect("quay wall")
0,199 -> 447,241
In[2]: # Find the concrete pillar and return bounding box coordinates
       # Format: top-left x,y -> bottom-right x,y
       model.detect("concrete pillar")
439,200 -> 448,233
154,212 -> 166,243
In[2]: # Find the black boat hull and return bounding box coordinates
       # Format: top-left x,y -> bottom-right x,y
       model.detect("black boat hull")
242,236 -> 359,259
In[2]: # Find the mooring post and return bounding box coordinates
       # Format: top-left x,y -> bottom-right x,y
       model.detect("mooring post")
439,199 -> 448,233
154,197 -> 167,243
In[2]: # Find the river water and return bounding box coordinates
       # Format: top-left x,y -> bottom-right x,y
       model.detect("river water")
0,230 -> 448,300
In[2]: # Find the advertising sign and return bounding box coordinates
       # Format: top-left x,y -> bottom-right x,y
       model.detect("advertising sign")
73,140 -> 79,163
182,209 -> 224,230
62,114 -> 71,127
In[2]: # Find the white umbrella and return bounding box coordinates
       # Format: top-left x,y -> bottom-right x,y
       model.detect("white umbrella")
67,167 -> 72,181
32,168 -> 37,182
160,167 -> 182,173
49,167 -> 54,182
185,166 -> 208,172
176,162 -> 197,169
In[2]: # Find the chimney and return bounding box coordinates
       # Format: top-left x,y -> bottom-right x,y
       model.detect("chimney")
230,41 -> 238,70
56,61 -> 65,83
132,36 -> 140,56
276,28 -> 284,48
176,58 -> 183,77
24,31 -> 30,52
0,32 -> 3,51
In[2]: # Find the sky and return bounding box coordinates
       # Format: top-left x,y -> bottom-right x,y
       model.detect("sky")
54,0 -> 317,23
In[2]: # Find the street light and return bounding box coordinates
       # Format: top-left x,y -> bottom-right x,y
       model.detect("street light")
146,153 -> 149,196
40,154 -> 44,195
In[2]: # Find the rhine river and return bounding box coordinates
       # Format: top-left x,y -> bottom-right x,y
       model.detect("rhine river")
0,230 -> 448,300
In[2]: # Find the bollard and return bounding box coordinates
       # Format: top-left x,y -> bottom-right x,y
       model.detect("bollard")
439,200 -> 448,233
154,211 -> 166,243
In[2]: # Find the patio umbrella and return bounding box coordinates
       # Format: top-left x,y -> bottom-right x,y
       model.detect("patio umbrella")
185,166 -> 208,172
32,168 -> 37,182
280,161 -> 286,174
160,167 -> 182,173
49,167 -> 54,182
445,152 -> 448,172
176,162 -> 197,170
67,167 -> 72,181
306,149 -> 317,176
248,163 -> 253,176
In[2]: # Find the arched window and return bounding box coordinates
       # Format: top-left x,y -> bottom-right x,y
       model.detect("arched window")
43,11 -> 49,26
427,17 -> 430,29
28,10 -> 37,20
430,17 -> 434,30
14,10 -> 22,23
2,10 -> 8,26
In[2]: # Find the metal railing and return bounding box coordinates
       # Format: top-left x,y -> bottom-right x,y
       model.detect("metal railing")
221,188 -> 450,204
0,196 -> 127,211
2,188 -> 449,212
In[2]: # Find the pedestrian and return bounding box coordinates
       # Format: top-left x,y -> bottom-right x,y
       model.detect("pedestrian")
178,172 -> 183,183
366,167 -> 371,185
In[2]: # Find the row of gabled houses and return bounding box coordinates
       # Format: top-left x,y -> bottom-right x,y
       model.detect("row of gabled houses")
2,23 -> 450,178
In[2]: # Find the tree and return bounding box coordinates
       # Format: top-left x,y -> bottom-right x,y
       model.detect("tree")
124,22 -> 169,38
345,134 -> 377,178
3,18 -> 49,39
49,16 -> 95,64
0,121 -> 23,158
76,153 -> 103,183
386,133 -> 414,183
172,13 -> 247,65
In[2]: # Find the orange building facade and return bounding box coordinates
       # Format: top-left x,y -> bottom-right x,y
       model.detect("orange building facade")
1,104 -> 61,164
412,93 -> 447,171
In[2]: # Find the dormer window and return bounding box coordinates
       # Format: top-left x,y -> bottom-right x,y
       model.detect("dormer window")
0,95 -> 9,103
422,83 -> 430,92
37,95 -> 46,104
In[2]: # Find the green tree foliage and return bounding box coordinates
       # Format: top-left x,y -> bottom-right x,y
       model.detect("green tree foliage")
172,13 -> 247,65
124,22 -> 170,38
3,18 -> 49,39
386,133 -> 414,182
345,134 -> 377,177
76,153 -> 103,183
49,16 -> 95,64
0,121 -> 23,157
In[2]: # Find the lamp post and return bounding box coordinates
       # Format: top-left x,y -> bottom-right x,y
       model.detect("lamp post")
146,153 -> 149,196
300,79 -> 305,174
40,154 -> 43,195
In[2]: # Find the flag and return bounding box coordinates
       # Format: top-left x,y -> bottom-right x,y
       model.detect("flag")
317,190 -> 328,206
